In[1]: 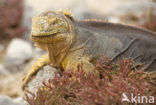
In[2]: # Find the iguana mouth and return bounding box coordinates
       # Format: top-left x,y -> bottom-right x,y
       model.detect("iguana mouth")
30,32 -> 66,43
31,32 -> 59,38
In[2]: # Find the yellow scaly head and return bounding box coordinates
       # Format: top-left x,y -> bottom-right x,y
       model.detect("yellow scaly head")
30,10 -> 74,44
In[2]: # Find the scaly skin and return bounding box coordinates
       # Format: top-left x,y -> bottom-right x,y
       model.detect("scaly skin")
22,10 -> 156,90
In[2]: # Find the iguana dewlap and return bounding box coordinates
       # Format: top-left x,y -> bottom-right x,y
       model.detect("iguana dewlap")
22,10 -> 156,90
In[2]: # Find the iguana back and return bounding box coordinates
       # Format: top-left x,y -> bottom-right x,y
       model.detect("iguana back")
72,20 -> 156,71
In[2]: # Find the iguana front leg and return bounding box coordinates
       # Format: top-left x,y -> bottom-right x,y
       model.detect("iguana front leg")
61,51 -> 97,74
22,54 -> 50,90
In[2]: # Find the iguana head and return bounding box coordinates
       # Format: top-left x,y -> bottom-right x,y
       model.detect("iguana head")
30,10 -> 75,66
30,10 -> 74,44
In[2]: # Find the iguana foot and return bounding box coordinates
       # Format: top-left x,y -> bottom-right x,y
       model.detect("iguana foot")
22,54 -> 50,90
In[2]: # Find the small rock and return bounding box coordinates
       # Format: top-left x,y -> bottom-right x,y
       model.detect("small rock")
0,96 -> 16,105
0,96 -> 27,105
27,65 -> 58,93
5,38 -> 33,72
5,38 -> 33,65
13,97 -> 27,105
0,64 -> 10,75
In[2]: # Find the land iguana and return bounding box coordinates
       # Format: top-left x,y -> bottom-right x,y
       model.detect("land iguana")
22,10 -> 156,90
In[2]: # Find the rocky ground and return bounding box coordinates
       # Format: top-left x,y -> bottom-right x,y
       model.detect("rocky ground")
0,38 -> 46,105
0,0 -> 155,105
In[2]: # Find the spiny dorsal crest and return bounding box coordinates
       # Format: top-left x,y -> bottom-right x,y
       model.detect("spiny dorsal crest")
84,19 -> 108,22
57,9 -> 73,20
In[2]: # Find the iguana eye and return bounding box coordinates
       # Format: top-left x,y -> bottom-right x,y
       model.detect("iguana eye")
52,20 -> 59,27
53,21 -> 56,25
50,21 -> 57,27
